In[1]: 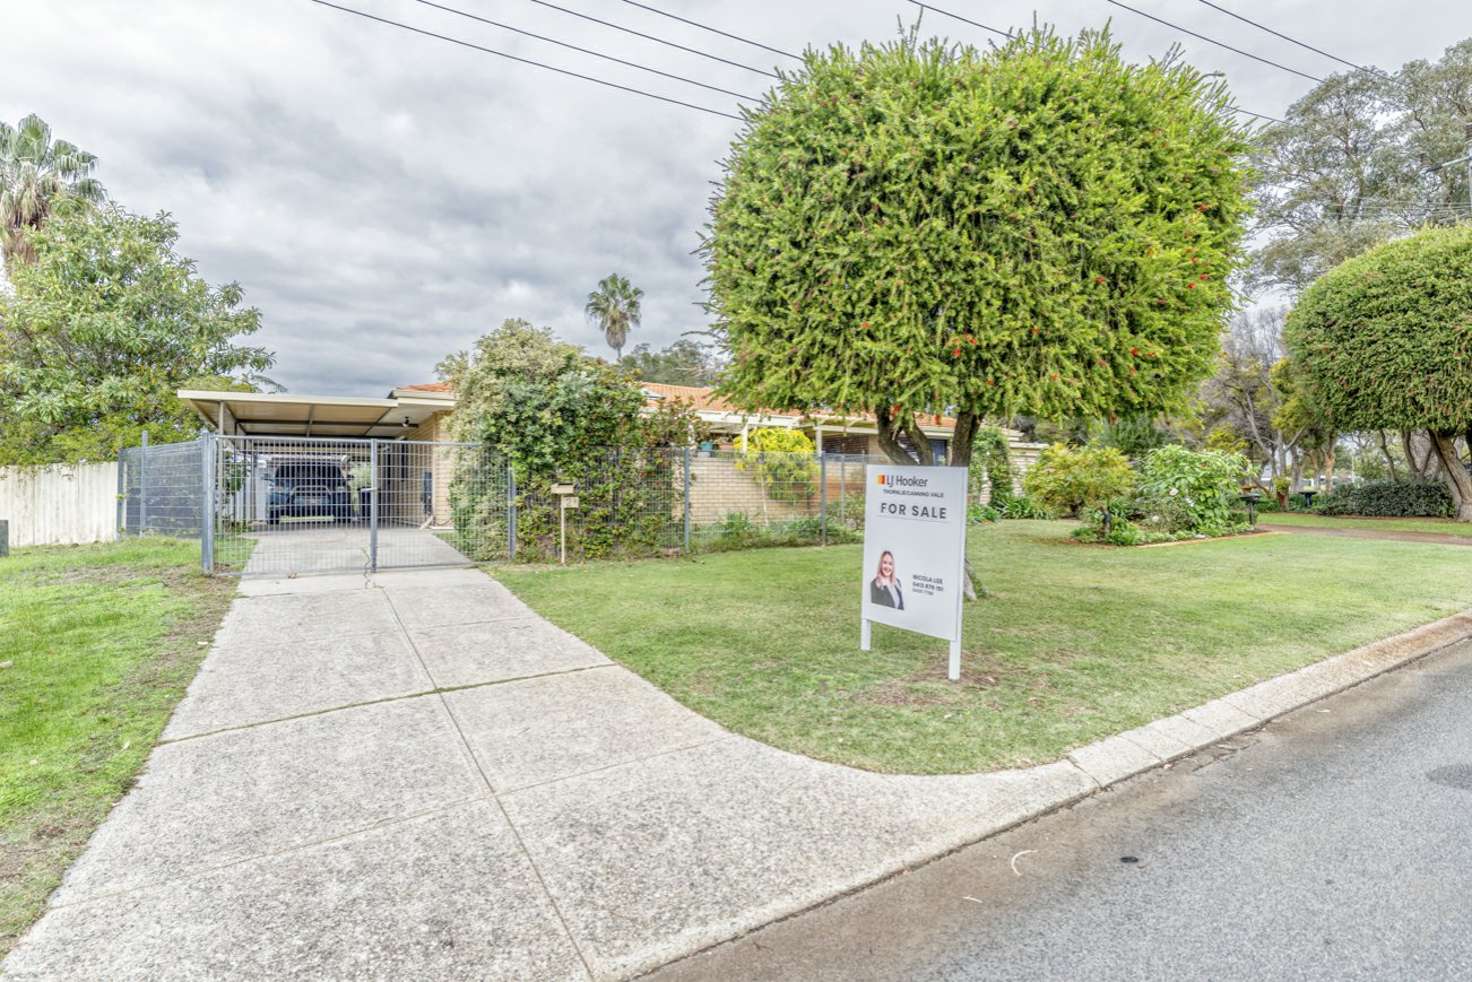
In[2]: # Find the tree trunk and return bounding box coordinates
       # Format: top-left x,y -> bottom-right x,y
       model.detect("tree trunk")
949,411 -> 979,469
902,415 -> 935,466
1377,431 -> 1400,481
873,405 -> 915,465
945,411 -> 983,599
1430,429 -> 1472,521
1322,440 -> 1336,492
1403,429 -> 1436,480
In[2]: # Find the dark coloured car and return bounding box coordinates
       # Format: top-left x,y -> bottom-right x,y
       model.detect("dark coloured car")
267,461 -> 352,524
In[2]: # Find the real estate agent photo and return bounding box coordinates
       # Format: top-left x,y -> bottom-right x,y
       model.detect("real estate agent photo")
869,549 -> 904,610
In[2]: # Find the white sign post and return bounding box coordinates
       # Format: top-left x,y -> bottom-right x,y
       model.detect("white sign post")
860,464 -> 969,680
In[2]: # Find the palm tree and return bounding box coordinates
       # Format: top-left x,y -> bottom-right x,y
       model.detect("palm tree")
584,273 -> 643,363
0,114 -> 105,272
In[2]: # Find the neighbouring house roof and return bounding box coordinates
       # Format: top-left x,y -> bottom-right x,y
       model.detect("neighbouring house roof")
391,381 -> 455,397
638,382 -> 740,414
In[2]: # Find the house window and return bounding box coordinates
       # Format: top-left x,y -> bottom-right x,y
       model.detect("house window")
823,434 -> 870,457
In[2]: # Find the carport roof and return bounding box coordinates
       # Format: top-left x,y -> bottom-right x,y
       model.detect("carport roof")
177,389 -> 448,438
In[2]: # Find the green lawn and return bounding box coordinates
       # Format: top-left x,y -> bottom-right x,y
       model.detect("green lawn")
0,539 -> 237,956
1261,511 -> 1472,538
496,520 -> 1472,775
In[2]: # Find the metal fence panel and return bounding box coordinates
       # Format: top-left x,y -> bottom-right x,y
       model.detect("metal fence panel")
683,449 -> 888,551
114,434 -> 915,575
118,439 -> 206,539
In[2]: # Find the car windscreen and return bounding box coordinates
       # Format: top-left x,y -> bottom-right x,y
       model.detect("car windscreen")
272,464 -> 344,483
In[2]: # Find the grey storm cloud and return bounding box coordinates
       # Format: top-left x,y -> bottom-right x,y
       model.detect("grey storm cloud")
5,0 -> 1467,394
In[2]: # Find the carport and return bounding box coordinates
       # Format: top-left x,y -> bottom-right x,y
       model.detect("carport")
173,389 -> 494,577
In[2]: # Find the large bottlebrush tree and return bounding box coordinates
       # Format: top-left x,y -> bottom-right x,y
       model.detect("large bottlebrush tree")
703,28 -> 1252,467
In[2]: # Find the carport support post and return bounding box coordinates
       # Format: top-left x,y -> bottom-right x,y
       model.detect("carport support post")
682,446 -> 692,553
201,435 -> 215,574
369,440 -> 379,572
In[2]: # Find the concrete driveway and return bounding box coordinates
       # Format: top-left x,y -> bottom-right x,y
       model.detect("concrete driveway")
239,524 -> 473,576
4,565 -> 1101,981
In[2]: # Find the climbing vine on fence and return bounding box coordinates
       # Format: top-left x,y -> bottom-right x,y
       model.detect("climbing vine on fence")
443,319 -> 707,561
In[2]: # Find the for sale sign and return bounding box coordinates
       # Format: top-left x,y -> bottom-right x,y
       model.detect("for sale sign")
861,464 -> 968,679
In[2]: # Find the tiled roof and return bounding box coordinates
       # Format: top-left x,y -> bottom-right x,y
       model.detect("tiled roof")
402,380 -> 960,431
639,382 -> 741,414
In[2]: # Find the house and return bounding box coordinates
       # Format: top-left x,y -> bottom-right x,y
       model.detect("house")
176,382 -> 1044,531
179,380 -> 1044,457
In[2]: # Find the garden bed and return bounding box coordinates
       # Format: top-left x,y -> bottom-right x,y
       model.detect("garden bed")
495,520 -> 1472,775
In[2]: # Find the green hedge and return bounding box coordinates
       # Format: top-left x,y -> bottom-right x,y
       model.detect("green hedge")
1314,480 -> 1454,518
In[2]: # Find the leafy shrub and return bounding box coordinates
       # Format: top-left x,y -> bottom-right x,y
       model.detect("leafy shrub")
1135,445 -> 1248,536
1022,443 -> 1135,518
969,502 -> 1001,524
734,427 -> 819,503
697,511 -> 858,553
1000,494 -> 1057,520
1072,517 -> 1240,546
1314,480 -> 1454,518
714,511 -> 759,546
970,427 -> 1015,507
444,319 -> 704,561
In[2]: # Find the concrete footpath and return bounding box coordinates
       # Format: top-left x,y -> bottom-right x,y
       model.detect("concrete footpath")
6,567 -> 1472,981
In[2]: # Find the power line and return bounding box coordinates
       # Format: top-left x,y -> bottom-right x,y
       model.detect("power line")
408,0 -> 759,102
908,1 -> 1012,40
307,0 -> 745,121
1192,0 -> 1387,78
613,0 -> 802,61
518,0 -> 779,79
1102,0 -> 1325,84
909,1 -> 1284,124
1227,105 -> 1284,125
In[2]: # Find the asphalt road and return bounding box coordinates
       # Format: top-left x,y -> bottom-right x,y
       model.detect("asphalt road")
649,639 -> 1472,982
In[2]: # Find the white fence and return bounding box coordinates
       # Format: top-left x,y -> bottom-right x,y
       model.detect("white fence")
0,462 -> 118,547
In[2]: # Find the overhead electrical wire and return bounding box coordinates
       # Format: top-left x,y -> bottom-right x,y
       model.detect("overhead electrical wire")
613,0 -> 803,61
307,0 -> 746,120
408,0 -> 760,102
1192,0 -> 1387,78
907,1 -> 1285,124
908,1 -> 1013,40
517,0 -> 779,78
1101,0 -> 1325,83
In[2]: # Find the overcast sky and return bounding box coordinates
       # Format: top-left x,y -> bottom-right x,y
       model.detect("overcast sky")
6,0 -> 1467,394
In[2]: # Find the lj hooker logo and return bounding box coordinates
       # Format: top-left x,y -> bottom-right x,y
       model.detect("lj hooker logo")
877,472 -> 929,488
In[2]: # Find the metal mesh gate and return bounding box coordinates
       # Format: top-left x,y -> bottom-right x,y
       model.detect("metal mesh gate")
208,435 -> 509,576
117,435 -> 900,575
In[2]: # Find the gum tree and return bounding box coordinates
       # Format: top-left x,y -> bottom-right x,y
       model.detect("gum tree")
1284,224 -> 1472,519
704,28 -> 1252,468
